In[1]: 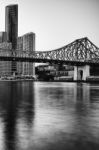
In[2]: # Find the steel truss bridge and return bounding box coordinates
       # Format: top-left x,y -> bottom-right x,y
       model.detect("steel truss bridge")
0,37 -> 99,66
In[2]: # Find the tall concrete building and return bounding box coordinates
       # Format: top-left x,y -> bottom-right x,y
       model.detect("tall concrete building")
17,36 -> 23,75
0,42 -> 12,76
0,32 -> 7,43
23,32 -> 35,76
17,32 -> 35,76
0,32 -> 11,76
5,4 -> 18,48
0,4 -> 35,77
5,4 -> 18,75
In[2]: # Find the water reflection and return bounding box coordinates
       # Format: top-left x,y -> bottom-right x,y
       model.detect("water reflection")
17,82 -> 35,150
34,82 -> 99,150
0,82 -> 99,150
0,82 -> 35,150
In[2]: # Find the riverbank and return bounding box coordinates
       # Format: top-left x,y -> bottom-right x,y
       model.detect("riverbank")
1,79 -> 99,83
0,76 -> 37,81
0,76 -> 99,83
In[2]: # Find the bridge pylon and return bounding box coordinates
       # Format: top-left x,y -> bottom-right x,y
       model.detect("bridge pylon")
74,65 -> 90,81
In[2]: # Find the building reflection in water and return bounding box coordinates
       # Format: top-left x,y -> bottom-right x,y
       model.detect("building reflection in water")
4,83 -> 19,150
0,82 -> 35,150
32,82 -> 77,149
33,82 -> 99,150
16,82 -> 35,150
73,83 -> 99,148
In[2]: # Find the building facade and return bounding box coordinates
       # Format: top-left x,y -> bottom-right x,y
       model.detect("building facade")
0,42 -> 12,76
0,32 -> 7,43
23,32 -> 35,76
17,32 -> 35,76
5,4 -> 18,49
5,4 -> 18,75
17,36 -> 23,75
0,4 -> 35,77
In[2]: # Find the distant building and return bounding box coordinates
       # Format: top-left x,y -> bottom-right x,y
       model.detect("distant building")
5,4 -> 18,75
17,32 -> 35,76
17,36 -> 23,75
0,42 -> 12,76
0,32 -> 7,43
37,64 -> 55,71
17,36 -> 23,50
5,4 -> 18,48
36,64 -> 56,75
36,64 -> 73,77
0,4 -> 36,77
23,32 -> 35,76
0,42 -> 12,49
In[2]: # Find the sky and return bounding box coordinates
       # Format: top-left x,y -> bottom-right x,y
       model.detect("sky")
0,0 -> 99,51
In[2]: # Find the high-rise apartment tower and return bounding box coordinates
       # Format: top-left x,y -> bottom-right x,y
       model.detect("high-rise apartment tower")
5,4 -> 18,75
5,4 -> 18,49
17,32 -> 35,76
0,32 -> 7,43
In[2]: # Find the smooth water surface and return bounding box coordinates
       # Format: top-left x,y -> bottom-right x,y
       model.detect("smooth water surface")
0,81 -> 99,150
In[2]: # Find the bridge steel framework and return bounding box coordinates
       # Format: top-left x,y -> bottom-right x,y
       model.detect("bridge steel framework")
0,37 -> 99,80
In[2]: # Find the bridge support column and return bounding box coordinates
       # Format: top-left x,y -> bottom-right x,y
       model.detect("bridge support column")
74,65 -> 90,81
74,66 -> 78,80
83,65 -> 90,80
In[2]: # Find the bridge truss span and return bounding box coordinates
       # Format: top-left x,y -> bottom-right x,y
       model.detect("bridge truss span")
0,37 -> 99,65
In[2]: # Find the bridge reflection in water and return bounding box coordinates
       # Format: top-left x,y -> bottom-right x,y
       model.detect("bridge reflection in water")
0,82 -> 99,150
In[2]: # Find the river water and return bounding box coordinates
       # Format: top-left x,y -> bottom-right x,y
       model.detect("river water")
0,81 -> 99,150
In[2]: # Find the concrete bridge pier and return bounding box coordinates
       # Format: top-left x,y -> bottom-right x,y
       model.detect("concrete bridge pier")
74,65 -> 90,81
